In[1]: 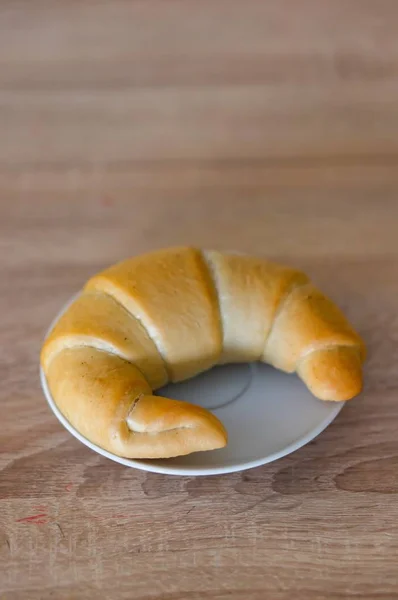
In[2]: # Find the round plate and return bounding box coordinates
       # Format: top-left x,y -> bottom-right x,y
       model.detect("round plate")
40,296 -> 345,476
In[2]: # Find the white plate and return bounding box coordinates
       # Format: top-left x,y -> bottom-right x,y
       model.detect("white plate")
40,296 -> 345,477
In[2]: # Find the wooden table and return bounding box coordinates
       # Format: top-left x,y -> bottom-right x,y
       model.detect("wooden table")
1,2 -> 398,598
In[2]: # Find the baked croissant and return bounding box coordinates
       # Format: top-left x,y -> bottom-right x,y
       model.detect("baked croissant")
41,247 -> 365,459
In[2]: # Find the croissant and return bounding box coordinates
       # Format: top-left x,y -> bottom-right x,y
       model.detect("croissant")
40,247 -> 366,459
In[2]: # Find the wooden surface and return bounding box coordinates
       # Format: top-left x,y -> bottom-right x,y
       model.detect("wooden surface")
1,1 -> 398,598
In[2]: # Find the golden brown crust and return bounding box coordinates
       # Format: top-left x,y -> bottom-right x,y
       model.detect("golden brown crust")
297,346 -> 363,402
46,346 -> 152,450
41,291 -> 168,389
41,246 -> 366,460
85,247 -> 222,382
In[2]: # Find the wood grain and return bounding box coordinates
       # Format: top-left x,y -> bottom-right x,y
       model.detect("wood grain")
1,1 -> 398,598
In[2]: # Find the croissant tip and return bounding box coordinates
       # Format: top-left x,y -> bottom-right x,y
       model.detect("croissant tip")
116,394 -> 228,458
298,346 -> 363,402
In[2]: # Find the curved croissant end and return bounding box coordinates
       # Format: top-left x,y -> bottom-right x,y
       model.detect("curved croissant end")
262,281 -> 366,400
41,246 -> 365,459
115,395 -> 227,458
45,346 -> 227,459
297,346 -> 364,402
